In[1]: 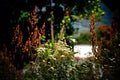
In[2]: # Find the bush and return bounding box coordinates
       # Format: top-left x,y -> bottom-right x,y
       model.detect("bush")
96,25 -> 113,40
23,41 -> 101,80
23,41 -> 75,80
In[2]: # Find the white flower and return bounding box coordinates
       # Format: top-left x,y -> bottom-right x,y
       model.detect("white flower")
42,60 -> 46,63
61,55 -> 65,58
50,67 -> 54,70
52,57 -> 56,60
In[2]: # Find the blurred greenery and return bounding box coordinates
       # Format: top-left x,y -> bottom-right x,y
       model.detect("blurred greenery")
75,33 -> 91,44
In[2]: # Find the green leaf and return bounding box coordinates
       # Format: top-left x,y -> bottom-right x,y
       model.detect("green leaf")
47,17 -> 52,21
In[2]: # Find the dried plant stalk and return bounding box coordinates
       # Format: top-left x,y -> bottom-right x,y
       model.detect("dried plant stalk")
89,13 -> 97,55
89,13 -> 103,58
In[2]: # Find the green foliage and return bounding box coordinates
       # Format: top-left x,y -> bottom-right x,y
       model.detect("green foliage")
75,33 -> 91,44
62,15 -> 74,36
18,10 -> 30,22
41,36 -> 46,43
71,0 -> 105,21
23,41 -> 101,80
62,16 -> 71,24
47,11 -> 54,22
71,14 -> 84,21
86,0 -> 105,21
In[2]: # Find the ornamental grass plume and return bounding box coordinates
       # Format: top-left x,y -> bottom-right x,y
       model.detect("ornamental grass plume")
11,24 -> 23,48
4,5 -> 46,71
